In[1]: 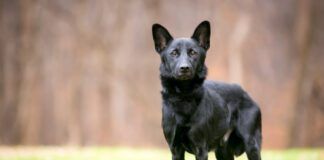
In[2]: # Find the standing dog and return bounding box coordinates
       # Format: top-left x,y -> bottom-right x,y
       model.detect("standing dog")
152,21 -> 262,160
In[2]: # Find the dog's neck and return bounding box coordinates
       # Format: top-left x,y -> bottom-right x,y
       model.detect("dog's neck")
160,66 -> 207,95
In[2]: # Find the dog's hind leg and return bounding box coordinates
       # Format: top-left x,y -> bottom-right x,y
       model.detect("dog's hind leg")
244,132 -> 261,160
239,122 -> 262,160
237,101 -> 262,160
236,123 -> 261,160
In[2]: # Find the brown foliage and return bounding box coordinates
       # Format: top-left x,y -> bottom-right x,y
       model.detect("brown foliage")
0,0 -> 323,148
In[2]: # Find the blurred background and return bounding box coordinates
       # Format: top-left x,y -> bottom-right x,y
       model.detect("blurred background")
0,0 -> 323,150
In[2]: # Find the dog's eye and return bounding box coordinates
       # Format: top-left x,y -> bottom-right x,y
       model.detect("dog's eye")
189,50 -> 198,56
170,50 -> 179,56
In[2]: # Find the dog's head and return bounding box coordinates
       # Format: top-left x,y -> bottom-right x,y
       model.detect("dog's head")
152,21 -> 210,80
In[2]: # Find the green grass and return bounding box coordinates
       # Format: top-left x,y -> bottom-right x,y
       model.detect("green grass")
0,147 -> 323,160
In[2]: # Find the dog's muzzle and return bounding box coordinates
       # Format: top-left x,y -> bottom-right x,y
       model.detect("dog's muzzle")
176,69 -> 193,80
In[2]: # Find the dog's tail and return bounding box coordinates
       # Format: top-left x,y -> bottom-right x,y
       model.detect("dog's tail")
227,130 -> 245,156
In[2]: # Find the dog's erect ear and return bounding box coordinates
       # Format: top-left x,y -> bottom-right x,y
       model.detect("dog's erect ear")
191,21 -> 210,50
152,24 -> 173,53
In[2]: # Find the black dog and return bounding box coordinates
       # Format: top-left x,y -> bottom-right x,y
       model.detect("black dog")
152,21 -> 262,160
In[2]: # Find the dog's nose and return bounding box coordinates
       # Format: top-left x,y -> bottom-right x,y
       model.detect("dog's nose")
180,66 -> 190,72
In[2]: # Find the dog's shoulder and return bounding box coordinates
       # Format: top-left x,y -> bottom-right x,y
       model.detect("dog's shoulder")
203,80 -> 245,100
203,80 -> 243,92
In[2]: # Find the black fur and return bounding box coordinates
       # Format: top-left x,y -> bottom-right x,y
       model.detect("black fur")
152,21 -> 262,160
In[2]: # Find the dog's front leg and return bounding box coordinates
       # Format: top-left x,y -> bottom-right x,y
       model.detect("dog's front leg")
195,147 -> 208,160
171,145 -> 185,160
162,113 -> 185,160
189,130 -> 208,160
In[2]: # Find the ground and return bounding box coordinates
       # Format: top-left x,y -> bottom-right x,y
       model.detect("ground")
0,147 -> 323,160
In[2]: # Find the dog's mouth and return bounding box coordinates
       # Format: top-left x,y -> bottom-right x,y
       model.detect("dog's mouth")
175,72 -> 194,80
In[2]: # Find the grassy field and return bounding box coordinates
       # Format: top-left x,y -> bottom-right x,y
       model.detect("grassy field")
0,147 -> 323,160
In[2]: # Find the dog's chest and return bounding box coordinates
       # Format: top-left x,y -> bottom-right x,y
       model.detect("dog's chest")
172,99 -> 197,114
168,97 -> 199,125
